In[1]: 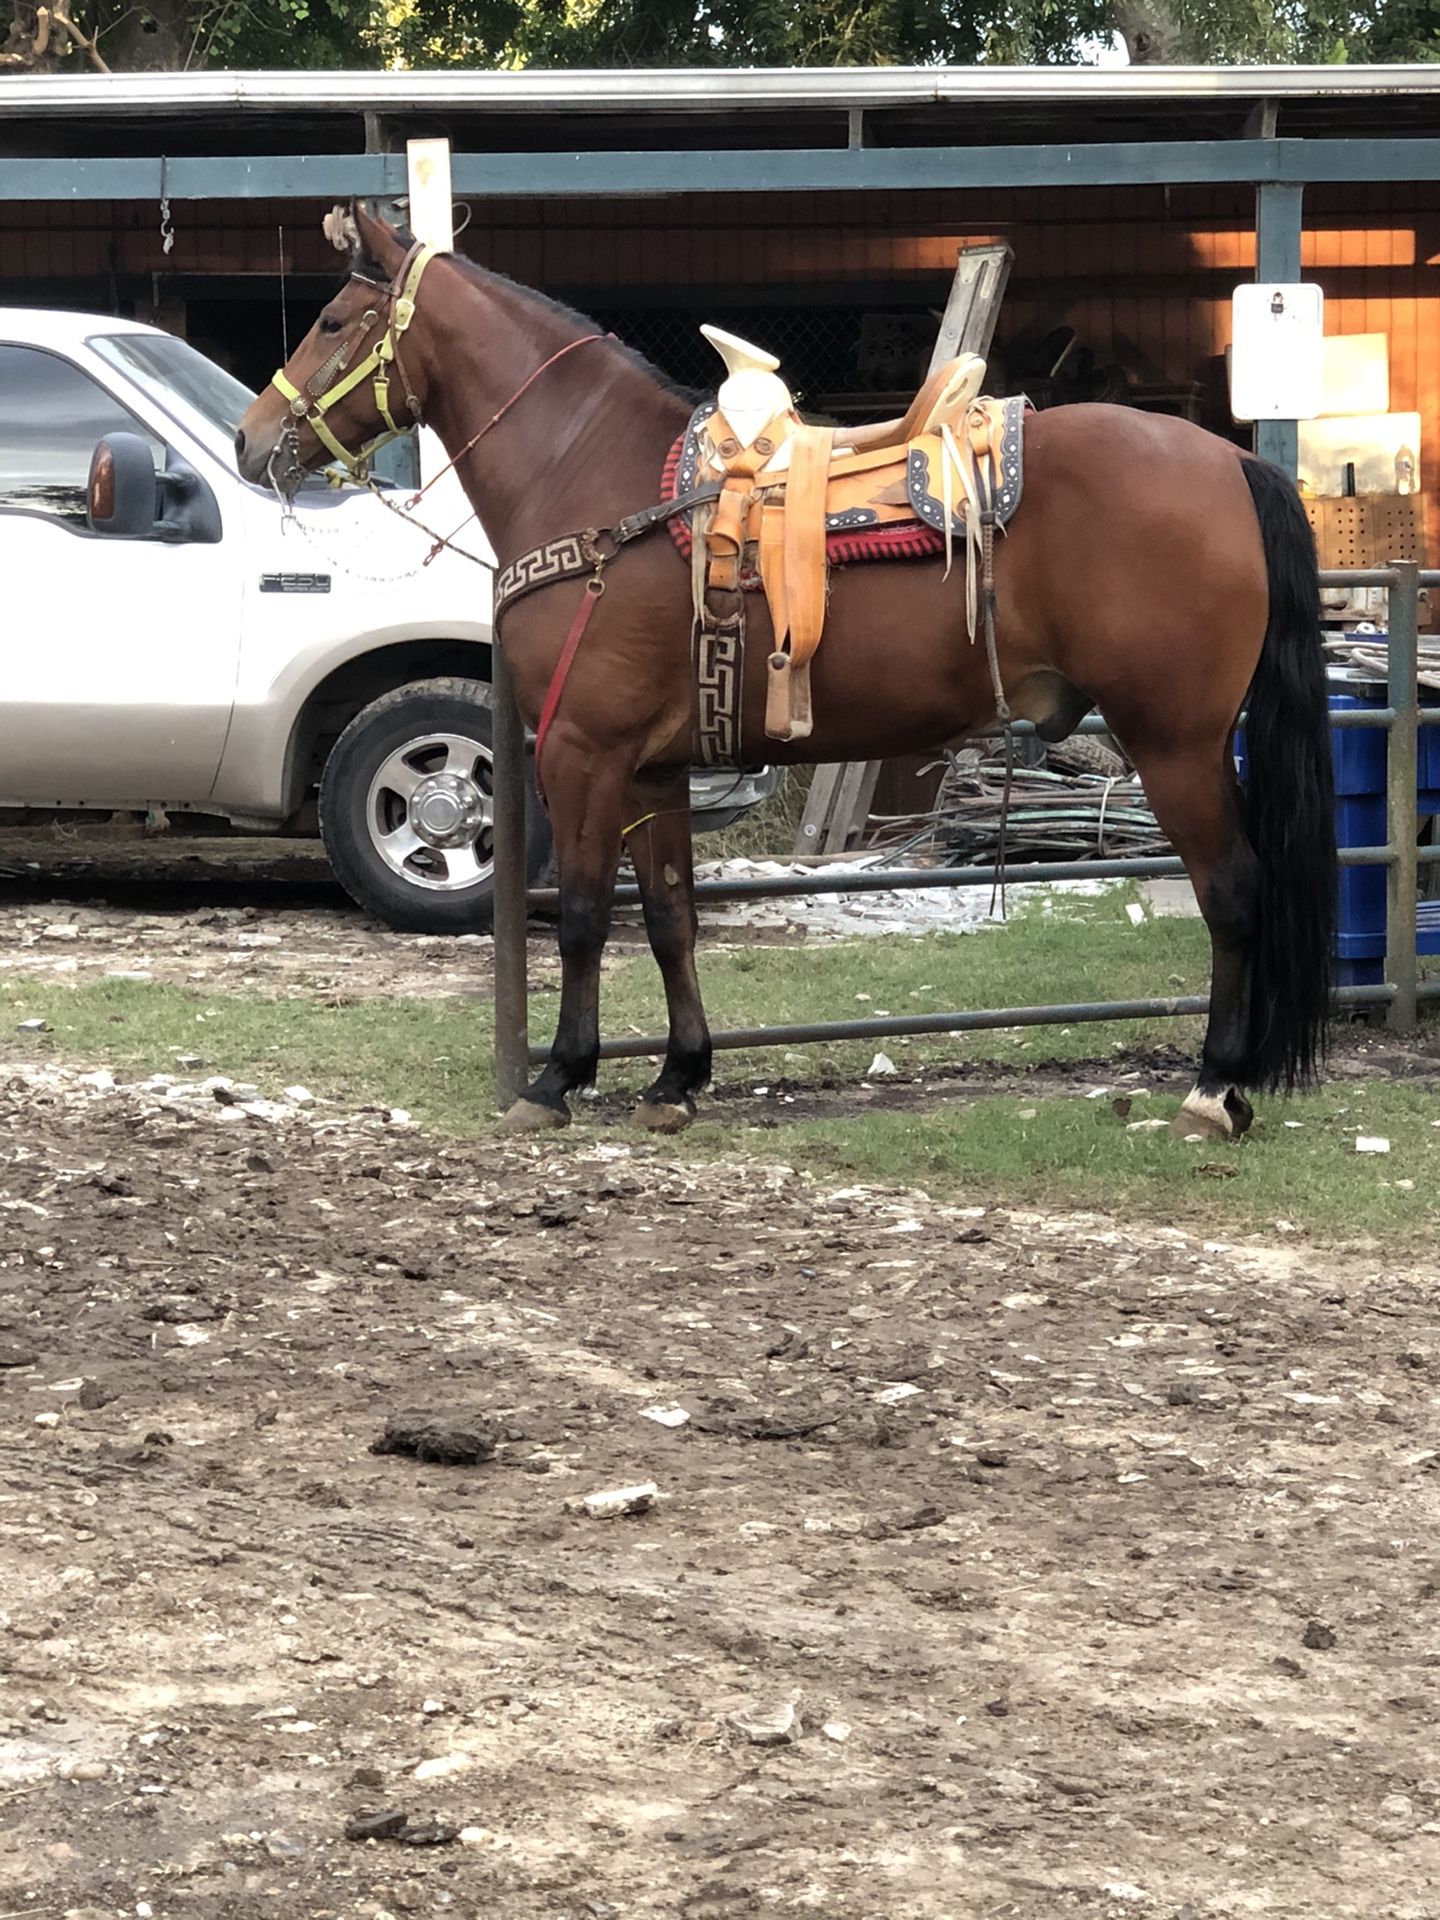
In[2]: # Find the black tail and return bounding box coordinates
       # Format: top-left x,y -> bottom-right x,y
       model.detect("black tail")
1239,456 -> 1336,1091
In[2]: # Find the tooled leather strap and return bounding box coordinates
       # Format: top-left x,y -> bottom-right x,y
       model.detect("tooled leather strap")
780,424 -> 834,670
494,484 -> 722,622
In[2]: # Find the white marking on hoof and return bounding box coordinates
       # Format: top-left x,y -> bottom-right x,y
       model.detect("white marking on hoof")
634,1099 -> 694,1135
498,1098 -> 570,1136
1170,1087 -> 1236,1142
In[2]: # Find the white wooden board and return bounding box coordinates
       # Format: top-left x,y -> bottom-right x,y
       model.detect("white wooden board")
1298,412 -> 1420,496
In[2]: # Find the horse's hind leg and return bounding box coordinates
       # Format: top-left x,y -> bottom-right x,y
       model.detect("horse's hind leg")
499,737 -> 630,1134
1119,734 -> 1258,1141
624,772 -> 712,1133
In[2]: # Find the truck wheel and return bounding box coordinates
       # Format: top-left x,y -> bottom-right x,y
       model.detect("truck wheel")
319,678 -> 550,934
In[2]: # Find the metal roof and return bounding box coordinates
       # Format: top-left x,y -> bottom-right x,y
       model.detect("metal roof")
3,64 -> 1440,117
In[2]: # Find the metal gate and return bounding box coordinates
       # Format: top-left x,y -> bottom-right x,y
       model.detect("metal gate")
490,564 -> 1438,1105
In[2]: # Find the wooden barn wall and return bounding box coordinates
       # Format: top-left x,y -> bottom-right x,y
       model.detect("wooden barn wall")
4,179 -> 1438,552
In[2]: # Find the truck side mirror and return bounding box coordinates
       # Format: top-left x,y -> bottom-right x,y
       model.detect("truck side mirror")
87,432 -> 158,537
87,434 -> 222,544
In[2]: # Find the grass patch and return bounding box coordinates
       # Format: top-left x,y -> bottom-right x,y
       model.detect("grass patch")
599,882 -> 1210,1084
0,977 -> 498,1131
3,899 -> 1433,1241
0,891 -> 1218,1122
751,1081 -> 1440,1239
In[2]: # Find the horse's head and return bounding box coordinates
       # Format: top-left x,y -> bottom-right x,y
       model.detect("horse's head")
234,201 -> 436,496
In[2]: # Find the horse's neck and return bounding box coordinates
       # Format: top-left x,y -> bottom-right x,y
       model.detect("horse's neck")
419,277 -> 687,568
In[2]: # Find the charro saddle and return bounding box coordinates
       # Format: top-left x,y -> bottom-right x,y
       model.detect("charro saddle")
682,327 -> 1025,750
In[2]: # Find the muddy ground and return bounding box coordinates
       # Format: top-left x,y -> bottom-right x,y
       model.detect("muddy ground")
0,839 -> 1437,1918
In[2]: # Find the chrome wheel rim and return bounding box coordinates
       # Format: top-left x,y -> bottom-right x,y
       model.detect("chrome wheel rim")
365,730 -> 495,893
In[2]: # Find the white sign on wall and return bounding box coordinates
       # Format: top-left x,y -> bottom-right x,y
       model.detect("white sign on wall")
406,138 -> 454,252
1230,283 -> 1325,423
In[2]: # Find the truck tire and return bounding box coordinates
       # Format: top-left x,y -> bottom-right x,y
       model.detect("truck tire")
319,678 -> 551,934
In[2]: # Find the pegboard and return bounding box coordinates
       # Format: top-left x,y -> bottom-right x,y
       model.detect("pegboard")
1305,493 -> 1427,570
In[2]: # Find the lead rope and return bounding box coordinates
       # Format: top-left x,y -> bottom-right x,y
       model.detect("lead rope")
402,332 -> 613,522
356,332 -> 617,571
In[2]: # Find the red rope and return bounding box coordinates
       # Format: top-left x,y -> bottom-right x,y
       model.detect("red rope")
533,580 -> 605,799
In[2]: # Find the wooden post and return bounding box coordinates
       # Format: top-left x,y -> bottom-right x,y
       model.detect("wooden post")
491,650 -> 532,1108
1254,180 -> 1304,477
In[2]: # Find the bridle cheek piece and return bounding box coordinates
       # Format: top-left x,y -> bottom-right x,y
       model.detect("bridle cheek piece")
269,241 -> 436,480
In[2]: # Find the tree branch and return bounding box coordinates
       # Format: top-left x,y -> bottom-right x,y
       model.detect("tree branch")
49,0 -> 111,68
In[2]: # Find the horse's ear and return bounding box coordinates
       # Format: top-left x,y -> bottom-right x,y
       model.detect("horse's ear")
352,200 -> 409,275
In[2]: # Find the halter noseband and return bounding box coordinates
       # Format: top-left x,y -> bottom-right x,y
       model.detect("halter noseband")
270,240 -> 436,480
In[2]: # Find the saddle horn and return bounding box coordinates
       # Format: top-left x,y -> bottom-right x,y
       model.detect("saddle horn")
701,323 -> 792,450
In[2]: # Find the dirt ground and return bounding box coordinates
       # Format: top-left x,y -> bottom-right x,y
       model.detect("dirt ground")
0,832 -> 526,1002
0,840 -> 1438,1918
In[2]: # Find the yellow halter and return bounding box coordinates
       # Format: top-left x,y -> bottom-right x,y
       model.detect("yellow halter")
270,241 -> 436,480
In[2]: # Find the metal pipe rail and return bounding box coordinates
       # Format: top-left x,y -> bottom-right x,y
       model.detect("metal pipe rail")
491,563 -> 1437,1101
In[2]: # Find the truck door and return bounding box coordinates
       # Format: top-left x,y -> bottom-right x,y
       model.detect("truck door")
0,343 -> 241,804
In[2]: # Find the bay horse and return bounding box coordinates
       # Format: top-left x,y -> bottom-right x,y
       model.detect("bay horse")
235,202 -> 1336,1143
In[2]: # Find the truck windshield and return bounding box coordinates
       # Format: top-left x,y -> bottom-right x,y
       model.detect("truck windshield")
91,332 -> 255,444
90,331 -> 400,489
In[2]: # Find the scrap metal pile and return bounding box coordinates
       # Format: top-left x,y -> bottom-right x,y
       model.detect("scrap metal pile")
866,734 -> 1172,868
1324,631 -> 1440,692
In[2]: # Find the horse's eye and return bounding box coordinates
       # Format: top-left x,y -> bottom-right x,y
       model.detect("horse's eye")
319,315 -> 343,336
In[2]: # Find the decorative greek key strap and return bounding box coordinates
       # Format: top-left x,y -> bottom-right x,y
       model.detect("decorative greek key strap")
496,533 -> 595,614
494,484 -> 722,622
693,610 -> 744,768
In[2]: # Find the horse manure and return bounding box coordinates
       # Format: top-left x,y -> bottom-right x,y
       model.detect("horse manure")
142,1296 -> 219,1324
892,1503 -> 948,1532
370,1411 -> 497,1467
537,1194 -> 583,1227
343,1808 -> 411,1843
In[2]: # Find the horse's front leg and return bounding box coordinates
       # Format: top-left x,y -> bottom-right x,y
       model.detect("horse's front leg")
625,772 -> 711,1133
499,733 -> 630,1134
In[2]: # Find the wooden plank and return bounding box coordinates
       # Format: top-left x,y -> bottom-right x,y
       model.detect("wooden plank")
794,764 -> 845,855
805,241 -> 1014,854
827,760 -> 882,854
929,241 -> 1014,370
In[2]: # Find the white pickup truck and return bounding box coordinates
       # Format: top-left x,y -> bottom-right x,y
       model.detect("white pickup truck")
0,308 -> 774,932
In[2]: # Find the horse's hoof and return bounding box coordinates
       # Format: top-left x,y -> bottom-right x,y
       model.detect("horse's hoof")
634,1098 -> 695,1135
499,1097 -> 570,1135
1225,1088 -> 1256,1137
1170,1088 -> 1236,1142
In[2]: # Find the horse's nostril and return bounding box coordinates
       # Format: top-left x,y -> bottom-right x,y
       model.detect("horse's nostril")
233,428 -> 246,457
